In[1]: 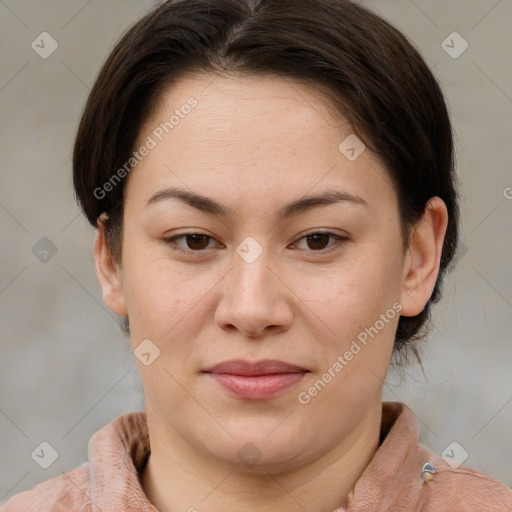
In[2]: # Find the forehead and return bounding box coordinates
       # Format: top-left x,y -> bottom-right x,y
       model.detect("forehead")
128,72 -> 395,210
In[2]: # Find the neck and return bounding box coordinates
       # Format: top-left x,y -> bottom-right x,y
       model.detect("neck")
141,398 -> 382,512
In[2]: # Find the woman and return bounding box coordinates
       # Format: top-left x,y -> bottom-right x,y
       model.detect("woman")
3,0 -> 511,510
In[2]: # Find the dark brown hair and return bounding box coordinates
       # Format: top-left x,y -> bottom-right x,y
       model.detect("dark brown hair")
73,0 -> 459,367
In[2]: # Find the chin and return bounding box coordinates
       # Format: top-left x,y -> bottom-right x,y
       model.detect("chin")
203,420 -> 311,473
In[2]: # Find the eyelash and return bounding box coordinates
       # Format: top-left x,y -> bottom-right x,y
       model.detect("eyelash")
162,231 -> 348,256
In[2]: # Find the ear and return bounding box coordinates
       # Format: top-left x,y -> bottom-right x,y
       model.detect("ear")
399,197 -> 448,317
93,214 -> 127,316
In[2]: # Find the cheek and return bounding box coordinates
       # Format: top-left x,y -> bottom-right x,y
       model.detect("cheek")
121,247 -> 215,344
120,226 -> 404,354
303,256 -> 402,338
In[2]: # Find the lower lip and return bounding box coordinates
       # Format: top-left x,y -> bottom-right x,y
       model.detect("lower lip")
208,372 -> 306,399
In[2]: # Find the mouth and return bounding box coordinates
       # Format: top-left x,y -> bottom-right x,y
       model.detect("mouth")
202,359 -> 309,400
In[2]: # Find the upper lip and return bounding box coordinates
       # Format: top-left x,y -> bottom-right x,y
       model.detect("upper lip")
203,359 -> 308,376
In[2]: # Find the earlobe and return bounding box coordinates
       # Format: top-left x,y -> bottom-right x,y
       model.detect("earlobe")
93,216 -> 127,316
399,197 -> 448,317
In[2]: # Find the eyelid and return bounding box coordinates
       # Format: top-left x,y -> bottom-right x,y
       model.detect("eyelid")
163,230 -> 349,255
162,232 -> 222,253
291,230 -> 347,253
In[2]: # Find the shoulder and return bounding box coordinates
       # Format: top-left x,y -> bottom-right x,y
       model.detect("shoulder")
0,410 -> 149,512
420,450 -> 512,511
352,402 -> 512,511
0,462 -> 91,512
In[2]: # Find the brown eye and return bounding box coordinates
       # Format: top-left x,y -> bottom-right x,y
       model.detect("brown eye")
305,233 -> 331,250
293,231 -> 345,253
163,233 -> 217,252
164,231 -> 346,255
184,234 -> 210,250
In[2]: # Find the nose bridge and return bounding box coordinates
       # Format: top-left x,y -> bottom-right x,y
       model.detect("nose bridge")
231,237 -> 274,301
215,237 -> 292,336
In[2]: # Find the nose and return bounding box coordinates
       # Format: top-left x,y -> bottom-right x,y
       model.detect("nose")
214,246 -> 293,338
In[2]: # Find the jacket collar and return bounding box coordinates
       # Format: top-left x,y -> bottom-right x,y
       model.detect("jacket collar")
345,401 -> 430,511
87,401 -> 426,511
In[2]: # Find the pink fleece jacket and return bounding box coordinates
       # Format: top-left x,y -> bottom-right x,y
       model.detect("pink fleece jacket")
2,401 -> 511,511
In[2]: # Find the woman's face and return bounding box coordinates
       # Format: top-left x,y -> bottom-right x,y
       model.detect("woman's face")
96,73 -> 438,472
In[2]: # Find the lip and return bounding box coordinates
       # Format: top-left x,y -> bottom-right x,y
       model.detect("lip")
203,359 -> 309,400
204,359 -> 308,375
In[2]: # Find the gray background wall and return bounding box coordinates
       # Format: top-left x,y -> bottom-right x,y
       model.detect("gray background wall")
0,0 -> 511,502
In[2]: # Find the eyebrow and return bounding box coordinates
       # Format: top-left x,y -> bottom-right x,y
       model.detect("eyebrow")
145,186 -> 367,219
